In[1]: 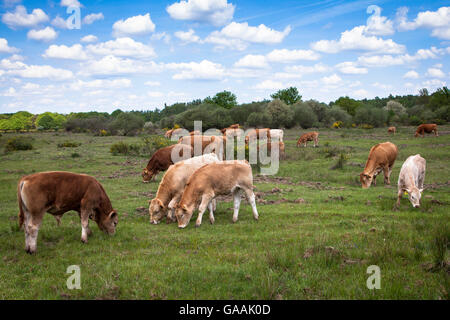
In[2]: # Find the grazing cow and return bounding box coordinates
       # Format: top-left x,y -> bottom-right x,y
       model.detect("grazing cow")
245,128 -> 271,144
164,129 -> 173,138
258,141 -> 285,159
142,144 -> 193,182
360,142 -> 398,189
269,129 -> 284,142
179,135 -> 225,159
149,153 -> 219,224
388,126 -> 396,134
415,124 -> 438,137
396,154 -> 426,208
297,132 -> 319,147
175,160 -> 259,228
189,130 -> 201,136
17,171 -> 118,254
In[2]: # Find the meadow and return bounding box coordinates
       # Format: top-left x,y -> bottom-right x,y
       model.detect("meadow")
0,126 -> 448,299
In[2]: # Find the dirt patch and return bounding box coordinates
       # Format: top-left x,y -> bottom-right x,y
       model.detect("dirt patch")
107,170 -> 140,179
424,181 -> 450,190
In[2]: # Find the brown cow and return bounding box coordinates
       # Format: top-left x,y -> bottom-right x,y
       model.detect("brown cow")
164,128 -> 184,138
189,130 -> 201,136
245,128 -> 271,144
178,135 -> 226,159
415,124 -> 438,137
17,171 -> 118,254
360,142 -> 398,189
142,144 -> 193,182
221,124 -> 240,134
388,126 -> 396,134
297,132 -> 319,147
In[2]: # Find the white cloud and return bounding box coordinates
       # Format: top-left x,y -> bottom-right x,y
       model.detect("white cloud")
166,60 -> 225,80
51,16 -> 69,29
311,25 -> 404,54
397,6 -> 450,40
335,61 -> 368,74
151,32 -> 171,44
83,12 -> 104,25
0,38 -> 18,53
426,67 -> 445,78
285,63 -> 330,74
403,70 -> 419,79
174,29 -> 201,43
2,5 -> 48,29
8,64 -> 73,80
252,80 -> 284,90
144,81 -> 160,86
321,73 -> 342,85
78,55 -> 162,76
27,27 -> 57,42
266,49 -> 319,63
148,91 -> 164,98
234,54 -> 268,68
80,34 -> 98,43
167,0 -> 234,27
112,13 -> 155,37
352,89 -> 369,98
204,33 -> 246,51
372,82 -> 392,90
365,5 -> 394,36
43,44 -> 88,60
70,78 -> 131,90
60,0 -> 82,7
86,37 -> 156,59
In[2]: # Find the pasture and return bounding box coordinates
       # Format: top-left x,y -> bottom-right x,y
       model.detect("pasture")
0,126 -> 448,299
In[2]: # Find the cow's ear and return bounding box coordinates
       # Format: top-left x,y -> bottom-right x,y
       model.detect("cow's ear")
109,210 -> 117,219
157,199 -> 165,209
182,204 -> 188,211
419,188 -> 424,193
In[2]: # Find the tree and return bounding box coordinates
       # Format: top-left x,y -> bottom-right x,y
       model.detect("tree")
210,91 -> 237,109
109,112 -> 144,136
37,114 -> 57,130
333,96 -> 362,116
428,87 -> 450,111
293,102 -> 318,128
270,87 -> 301,105
265,99 -> 294,128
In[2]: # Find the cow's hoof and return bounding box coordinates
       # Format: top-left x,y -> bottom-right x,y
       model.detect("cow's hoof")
81,238 -> 88,244
195,223 -> 201,228
25,248 -> 36,255
209,218 -> 215,225
232,218 -> 238,223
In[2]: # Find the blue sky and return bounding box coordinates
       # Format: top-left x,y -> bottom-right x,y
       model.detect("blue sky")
0,0 -> 449,114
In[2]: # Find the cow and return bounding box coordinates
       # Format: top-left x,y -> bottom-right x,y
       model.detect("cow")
269,129 -> 284,142
360,142 -> 398,189
149,153 -> 219,224
415,124 -> 438,137
257,141 -> 285,160
175,160 -> 259,228
245,128 -> 271,144
164,128 -> 184,139
178,135 -> 225,159
17,171 -> 118,254
297,132 -> 319,147
396,154 -> 426,208
388,126 -> 396,134
222,128 -> 243,139
164,129 -> 173,138
189,130 -> 201,136
142,144 -> 193,182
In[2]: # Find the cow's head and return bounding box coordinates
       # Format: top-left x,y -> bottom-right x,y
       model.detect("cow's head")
414,131 -> 420,137
406,187 -> 423,208
149,198 -> 166,224
175,204 -> 194,229
97,210 -> 118,235
142,168 -> 155,182
359,173 -> 373,189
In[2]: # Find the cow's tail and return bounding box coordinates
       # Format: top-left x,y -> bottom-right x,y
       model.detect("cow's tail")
17,180 -> 26,229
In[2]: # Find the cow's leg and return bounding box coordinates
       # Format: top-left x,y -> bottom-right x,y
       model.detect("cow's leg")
24,210 -> 45,254
396,188 -> 403,208
167,195 -> 181,222
434,129 -> 438,136
80,209 -> 92,243
208,200 -> 215,225
196,194 -> 212,227
54,214 -> 62,226
244,188 -> 259,221
383,166 -> 390,185
232,189 -> 242,223
372,174 -> 377,186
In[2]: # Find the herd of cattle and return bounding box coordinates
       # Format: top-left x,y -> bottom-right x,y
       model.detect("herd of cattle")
15,123 -> 439,253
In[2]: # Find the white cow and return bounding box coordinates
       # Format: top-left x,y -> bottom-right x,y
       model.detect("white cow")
396,154 -> 426,208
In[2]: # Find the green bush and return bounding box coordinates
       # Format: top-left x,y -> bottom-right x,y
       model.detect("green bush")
4,137 -> 34,152
71,152 -> 81,158
108,112 -> 144,136
57,141 -> 81,148
293,102 -> 318,129
266,99 -> 294,128
110,141 -> 140,156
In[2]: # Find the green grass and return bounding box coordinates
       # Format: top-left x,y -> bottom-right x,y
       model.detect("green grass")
0,126 -> 448,299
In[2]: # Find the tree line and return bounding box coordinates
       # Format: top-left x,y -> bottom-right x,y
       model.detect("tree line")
1,87 -> 448,135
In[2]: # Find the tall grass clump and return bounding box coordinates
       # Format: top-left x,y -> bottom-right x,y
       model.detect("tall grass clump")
4,137 -> 33,152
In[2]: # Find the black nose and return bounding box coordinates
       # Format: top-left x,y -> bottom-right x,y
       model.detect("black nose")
414,205 -> 420,208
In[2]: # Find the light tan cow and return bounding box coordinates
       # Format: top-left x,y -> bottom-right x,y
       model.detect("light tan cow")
245,128 -> 271,144
175,160 -> 259,228
178,135 -> 225,159
297,131 -> 319,147
396,154 -> 426,208
360,142 -> 398,188
149,153 -> 219,224
388,126 -> 396,134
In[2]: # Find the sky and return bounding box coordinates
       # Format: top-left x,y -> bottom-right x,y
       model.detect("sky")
0,0 -> 449,114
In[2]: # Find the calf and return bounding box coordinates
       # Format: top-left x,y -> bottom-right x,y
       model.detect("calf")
149,153 -> 219,224
17,171 -> 118,254
142,144 -> 193,182
297,132 -> 319,147
415,124 -> 438,137
396,154 -> 426,208
388,126 -> 396,134
360,142 -> 398,188
175,160 -> 259,228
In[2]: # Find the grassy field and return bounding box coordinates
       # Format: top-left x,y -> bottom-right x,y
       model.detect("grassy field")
0,126 -> 448,299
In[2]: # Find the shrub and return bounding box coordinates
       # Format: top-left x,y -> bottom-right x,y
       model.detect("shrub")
323,106 -> 352,126
141,136 -> 172,156
266,99 -> 294,128
354,106 -> 388,127
293,102 -> 318,129
4,137 -> 33,152
409,116 -> 422,126
246,112 -> 272,128
108,112 -> 144,136
57,141 -> 81,148
110,142 -> 140,156
71,152 -> 81,158
332,121 -> 342,129
99,129 -> 108,136
435,106 -> 450,122
360,124 -> 374,129
330,153 -> 348,170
